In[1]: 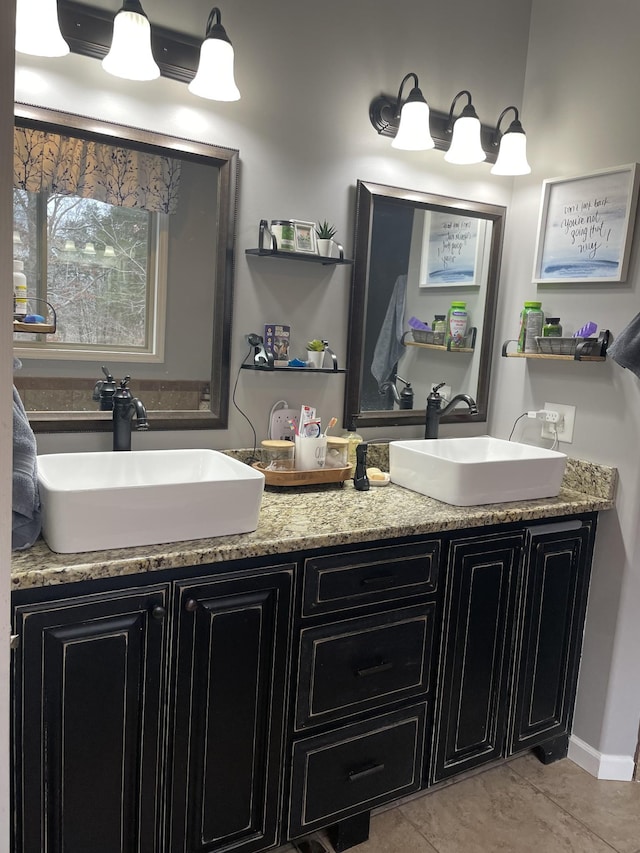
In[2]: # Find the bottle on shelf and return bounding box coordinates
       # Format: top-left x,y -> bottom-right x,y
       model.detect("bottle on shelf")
342,417 -> 363,476
433,314 -> 446,346
543,317 -> 562,337
13,260 -> 28,318
517,301 -> 544,353
446,301 -> 468,349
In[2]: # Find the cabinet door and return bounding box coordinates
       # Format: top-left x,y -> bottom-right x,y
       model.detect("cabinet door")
507,521 -> 595,755
12,584 -> 170,853
170,566 -> 293,853
431,532 -> 523,784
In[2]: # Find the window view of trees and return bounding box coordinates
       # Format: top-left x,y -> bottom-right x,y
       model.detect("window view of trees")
13,188 -> 153,351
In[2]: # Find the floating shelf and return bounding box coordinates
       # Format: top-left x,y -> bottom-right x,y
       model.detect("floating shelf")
245,248 -> 353,266
501,331 -> 610,362
241,364 -> 346,374
405,341 -> 474,354
12,298 -> 57,335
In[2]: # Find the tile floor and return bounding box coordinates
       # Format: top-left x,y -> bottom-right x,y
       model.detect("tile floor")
288,754 -> 640,853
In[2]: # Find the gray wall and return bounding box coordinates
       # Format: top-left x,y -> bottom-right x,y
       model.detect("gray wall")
489,0 -> 640,766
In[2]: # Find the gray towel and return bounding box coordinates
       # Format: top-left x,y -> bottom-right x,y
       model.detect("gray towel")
609,313 -> 640,379
371,274 -> 407,388
12,383 -> 41,550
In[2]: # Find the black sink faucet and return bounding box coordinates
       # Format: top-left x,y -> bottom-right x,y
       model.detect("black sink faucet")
112,376 -> 149,451
425,382 -> 478,439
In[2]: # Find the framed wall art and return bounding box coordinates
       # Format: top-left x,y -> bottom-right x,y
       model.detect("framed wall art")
532,163 -> 640,283
418,210 -> 487,287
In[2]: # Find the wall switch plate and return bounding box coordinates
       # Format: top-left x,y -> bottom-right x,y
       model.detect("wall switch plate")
269,406 -> 298,440
541,402 -> 576,443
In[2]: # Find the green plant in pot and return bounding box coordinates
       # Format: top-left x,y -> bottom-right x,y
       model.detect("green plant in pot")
306,338 -> 325,368
315,220 -> 337,257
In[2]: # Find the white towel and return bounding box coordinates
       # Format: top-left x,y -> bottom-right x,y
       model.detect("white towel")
12,379 -> 41,550
371,274 -> 407,389
609,312 -> 640,379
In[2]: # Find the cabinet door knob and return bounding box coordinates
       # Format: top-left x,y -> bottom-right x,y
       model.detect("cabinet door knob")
184,598 -> 199,613
151,605 -> 166,620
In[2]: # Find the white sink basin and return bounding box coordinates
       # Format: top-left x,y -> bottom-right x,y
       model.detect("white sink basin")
37,449 -> 265,553
389,436 -> 567,507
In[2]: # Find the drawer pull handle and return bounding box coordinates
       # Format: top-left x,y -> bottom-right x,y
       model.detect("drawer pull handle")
356,660 -> 393,677
361,574 -> 397,589
348,762 -> 385,782
184,598 -> 199,613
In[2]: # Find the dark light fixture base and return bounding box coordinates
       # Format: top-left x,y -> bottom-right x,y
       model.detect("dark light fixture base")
369,94 -> 498,163
58,0 -> 200,83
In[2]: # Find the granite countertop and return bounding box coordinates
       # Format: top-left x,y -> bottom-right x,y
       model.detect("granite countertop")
11,453 -> 617,592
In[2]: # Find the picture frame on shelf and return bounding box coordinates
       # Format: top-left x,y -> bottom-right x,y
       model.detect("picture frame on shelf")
532,163 -> 640,284
293,220 -> 317,254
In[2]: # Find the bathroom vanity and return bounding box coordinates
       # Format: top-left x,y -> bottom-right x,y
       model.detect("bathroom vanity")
10,457 -> 616,853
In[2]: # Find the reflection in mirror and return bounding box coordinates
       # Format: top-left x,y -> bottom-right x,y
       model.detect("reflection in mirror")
344,181 -> 505,430
12,103 -> 238,433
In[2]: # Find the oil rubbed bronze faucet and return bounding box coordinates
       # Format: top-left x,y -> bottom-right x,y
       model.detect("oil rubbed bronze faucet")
112,376 -> 148,451
425,382 -> 478,439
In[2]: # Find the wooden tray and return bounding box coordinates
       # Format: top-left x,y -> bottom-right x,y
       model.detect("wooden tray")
252,462 -> 352,487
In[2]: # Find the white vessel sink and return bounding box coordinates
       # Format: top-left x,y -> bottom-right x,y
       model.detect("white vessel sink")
37,449 -> 265,553
389,436 -> 567,507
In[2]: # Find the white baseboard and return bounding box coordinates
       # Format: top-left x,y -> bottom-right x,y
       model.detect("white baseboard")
569,735 -> 636,781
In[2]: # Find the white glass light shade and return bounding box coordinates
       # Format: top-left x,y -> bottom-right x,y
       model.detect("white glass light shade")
188,38 -> 240,101
392,101 -> 434,151
445,116 -> 486,164
63,240 -> 76,251
83,242 -> 96,255
15,0 -> 70,57
491,130 -> 531,175
102,10 -> 160,81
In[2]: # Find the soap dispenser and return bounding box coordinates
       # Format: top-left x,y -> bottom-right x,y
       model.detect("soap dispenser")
353,443 -> 370,491
92,365 -> 117,411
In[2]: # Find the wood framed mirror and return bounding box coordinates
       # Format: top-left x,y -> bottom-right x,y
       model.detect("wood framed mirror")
344,180 -> 506,430
13,103 -> 238,433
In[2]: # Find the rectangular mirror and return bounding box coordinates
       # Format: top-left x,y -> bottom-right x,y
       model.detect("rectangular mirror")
344,180 -> 506,429
12,103 -> 238,433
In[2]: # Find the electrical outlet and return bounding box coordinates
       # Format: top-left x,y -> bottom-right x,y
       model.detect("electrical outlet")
541,402 -> 576,443
269,405 -> 298,440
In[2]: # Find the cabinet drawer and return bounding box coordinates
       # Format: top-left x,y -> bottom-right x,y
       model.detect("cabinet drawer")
288,704 -> 426,838
302,540 -> 440,616
295,604 -> 434,730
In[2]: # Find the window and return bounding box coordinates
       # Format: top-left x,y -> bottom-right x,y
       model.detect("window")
13,187 -> 167,362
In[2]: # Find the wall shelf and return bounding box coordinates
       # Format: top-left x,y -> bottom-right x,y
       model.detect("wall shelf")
501,331 -> 610,362
245,248 -> 353,266
12,299 -> 57,335
405,341 -> 474,354
241,364 -> 346,374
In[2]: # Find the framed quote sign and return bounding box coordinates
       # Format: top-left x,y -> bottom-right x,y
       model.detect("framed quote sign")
533,163 -> 640,283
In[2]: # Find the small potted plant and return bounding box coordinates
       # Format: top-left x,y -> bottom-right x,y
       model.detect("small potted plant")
315,220 -> 337,257
306,338 -> 325,368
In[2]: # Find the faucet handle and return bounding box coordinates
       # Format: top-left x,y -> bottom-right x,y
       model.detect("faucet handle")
432,382 -> 447,394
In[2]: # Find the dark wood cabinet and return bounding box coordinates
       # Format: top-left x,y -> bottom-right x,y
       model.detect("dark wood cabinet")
431,518 -> 596,784
431,532 -> 524,783
168,566 -> 293,853
11,514 -> 598,853
12,584 -> 170,853
507,521 -> 594,758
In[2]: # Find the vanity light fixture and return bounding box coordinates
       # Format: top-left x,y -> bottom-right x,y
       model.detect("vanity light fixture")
30,1 -> 243,98
101,0 -> 160,81
490,106 -> 531,176
370,78 -> 530,172
15,0 -> 70,57
443,90 -> 486,165
391,73 -> 434,151
188,7 -> 240,101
